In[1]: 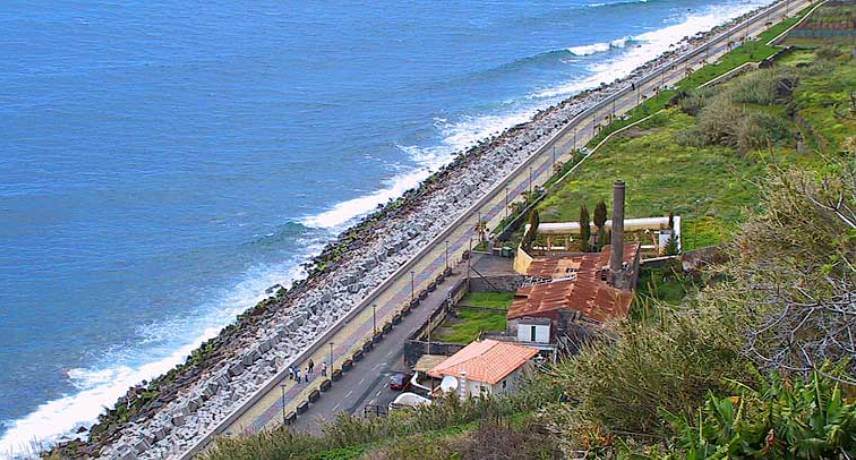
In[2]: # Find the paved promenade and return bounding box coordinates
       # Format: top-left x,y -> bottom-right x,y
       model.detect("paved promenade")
207,0 -> 809,450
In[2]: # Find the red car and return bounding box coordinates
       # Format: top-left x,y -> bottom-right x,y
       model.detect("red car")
389,372 -> 412,391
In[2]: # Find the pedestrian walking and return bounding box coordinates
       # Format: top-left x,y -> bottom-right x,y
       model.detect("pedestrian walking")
304,368 -> 310,383
288,366 -> 294,381
321,361 -> 327,377
308,359 -> 314,374
295,368 -> 301,383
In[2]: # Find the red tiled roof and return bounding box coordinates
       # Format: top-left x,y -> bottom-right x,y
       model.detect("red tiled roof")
427,339 -> 538,385
508,278 -> 633,322
527,243 -> 639,280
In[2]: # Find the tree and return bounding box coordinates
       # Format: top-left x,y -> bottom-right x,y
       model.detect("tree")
579,205 -> 591,252
523,209 -> 540,250
593,200 -> 608,250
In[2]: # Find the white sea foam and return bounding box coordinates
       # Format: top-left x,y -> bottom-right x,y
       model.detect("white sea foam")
538,0 -> 772,99
567,37 -> 632,56
301,110 -> 536,230
0,248 -> 318,457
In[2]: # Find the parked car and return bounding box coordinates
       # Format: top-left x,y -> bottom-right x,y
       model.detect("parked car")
389,372 -> 412,391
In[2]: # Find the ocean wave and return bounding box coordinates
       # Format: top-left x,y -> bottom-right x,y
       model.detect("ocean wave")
587,0 -> 649,9
535,0 -> 772,99
299,109 -> 536,230
0,248 -> 318,456
567,36 -> 634,56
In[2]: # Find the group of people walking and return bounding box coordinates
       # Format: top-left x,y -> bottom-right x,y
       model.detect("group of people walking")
287,358 -> 328,384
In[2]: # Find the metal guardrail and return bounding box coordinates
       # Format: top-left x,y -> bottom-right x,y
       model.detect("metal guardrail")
178,1 -> 806,457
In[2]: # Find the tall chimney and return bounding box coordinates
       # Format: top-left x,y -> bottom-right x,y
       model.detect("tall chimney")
609,180 -> 625,287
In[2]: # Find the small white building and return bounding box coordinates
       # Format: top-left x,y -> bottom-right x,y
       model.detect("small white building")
428,339 -> 538,398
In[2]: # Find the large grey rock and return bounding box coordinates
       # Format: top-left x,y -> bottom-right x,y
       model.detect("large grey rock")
228,362 -> 245,377
171,414 -> 186,427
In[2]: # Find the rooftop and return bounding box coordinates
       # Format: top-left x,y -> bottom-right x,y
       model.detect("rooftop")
427,339 -> 538,385
526,243 -> 640,280
510,243 -> 640,323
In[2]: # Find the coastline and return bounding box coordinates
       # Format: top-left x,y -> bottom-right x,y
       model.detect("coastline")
40,2 -> 790,458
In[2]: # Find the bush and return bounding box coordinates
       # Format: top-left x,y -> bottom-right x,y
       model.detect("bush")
735,110 -> 791,153
728,68 -> 797,105
549,303 -> 745,442
663,370 -> 856,459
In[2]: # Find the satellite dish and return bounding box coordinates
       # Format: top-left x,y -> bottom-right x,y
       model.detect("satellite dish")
440,375 -> 458,392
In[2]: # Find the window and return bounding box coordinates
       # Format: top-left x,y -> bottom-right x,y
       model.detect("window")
530,325 -> 537,342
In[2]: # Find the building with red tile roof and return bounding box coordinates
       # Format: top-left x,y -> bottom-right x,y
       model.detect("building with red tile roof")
428,339 -> 538,398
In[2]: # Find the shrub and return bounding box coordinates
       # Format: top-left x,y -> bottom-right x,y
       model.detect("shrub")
663,370 -> 856,459
550,302 -> 745,442
735,110 -> 791,153
728,68 -> 797,105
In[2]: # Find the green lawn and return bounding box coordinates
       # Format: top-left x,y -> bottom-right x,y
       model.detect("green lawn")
458,291 -> 514,309
538,109 -> 767,250
587,5 -> 810,148
433,292 -> 512,343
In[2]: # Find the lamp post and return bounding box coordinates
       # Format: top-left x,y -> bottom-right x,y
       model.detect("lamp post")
410,270 -> 415,302
280,384 -> 287,427
528,166 -> 533,194
552,146 -> 556,165
444,240 -> 449,271
372,303 -> 377,336
504,187 -> 509,219
573,127 -> 577,151
328,342 -> 334,371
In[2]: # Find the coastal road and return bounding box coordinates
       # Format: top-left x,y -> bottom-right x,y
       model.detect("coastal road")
193,0 -> 810,453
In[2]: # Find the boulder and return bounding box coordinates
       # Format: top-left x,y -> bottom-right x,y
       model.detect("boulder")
171,414 -> 186,427
228,362 -> 245,377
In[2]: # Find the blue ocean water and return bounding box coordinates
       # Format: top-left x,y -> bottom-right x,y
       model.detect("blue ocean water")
0,0 -> 769,451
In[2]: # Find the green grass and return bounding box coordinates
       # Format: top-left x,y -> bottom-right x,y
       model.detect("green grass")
538,109 -> 767,250
459,291 -> 514,309
433,309 -> 508,343
587,6 -> 811,148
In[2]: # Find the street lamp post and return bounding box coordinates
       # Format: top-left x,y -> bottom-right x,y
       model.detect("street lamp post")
410,271 -> 415,302
280,384 -> 287,427
528,166 -> 533,194
572,127 -> 577,151
552,146 -> 556,165
372,303 -> 377,336
328,342 -> 334,370
444,240 -> 449,271
504,187 -> 509,219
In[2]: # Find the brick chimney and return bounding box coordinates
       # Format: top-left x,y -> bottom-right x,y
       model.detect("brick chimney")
609,180 -> 626,288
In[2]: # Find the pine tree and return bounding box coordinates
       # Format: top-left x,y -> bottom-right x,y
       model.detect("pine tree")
579,205 -> 591,252
593,200 -> 608,250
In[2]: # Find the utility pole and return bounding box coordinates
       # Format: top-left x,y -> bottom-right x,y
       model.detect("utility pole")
328,342 -> 334,371
552,145 -> 556,165
410,270 -> 415,302
372,303 -> 377,336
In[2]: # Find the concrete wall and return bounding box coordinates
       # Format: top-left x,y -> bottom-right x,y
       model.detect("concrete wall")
515,323 -> 550,343
513,246 -> 533,274
468,274 -> 527,293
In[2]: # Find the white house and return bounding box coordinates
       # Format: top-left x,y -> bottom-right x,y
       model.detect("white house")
428,339 -> 538,398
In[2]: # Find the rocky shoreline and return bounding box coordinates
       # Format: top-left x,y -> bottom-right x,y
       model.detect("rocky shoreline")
49,4 -> 778,458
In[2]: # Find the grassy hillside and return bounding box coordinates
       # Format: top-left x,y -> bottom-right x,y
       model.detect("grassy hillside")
537,41 -> 854,250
